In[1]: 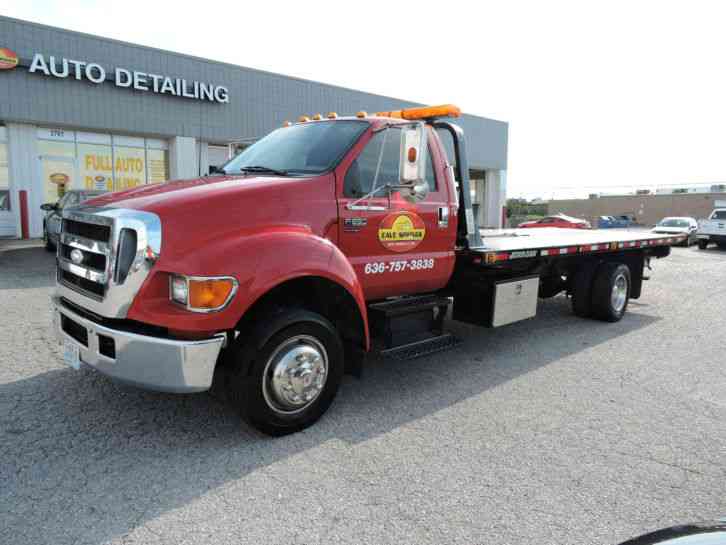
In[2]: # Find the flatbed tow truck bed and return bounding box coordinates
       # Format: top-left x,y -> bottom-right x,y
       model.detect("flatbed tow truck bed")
468,227 -> 686,265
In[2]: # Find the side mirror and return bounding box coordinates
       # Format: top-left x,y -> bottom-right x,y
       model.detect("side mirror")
40,203 -> 57,212
397,123 -> 428,204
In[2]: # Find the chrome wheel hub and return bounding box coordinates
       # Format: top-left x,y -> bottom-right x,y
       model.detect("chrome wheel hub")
611,273 -> 628,312
263,335 -> 328,414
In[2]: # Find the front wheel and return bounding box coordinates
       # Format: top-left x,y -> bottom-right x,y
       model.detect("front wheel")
227,309 -> 344,436
591,263 -> 630,322
697,239 -> 709,250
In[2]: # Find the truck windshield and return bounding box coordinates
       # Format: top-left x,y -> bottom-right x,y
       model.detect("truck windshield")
222,120 -> 369,176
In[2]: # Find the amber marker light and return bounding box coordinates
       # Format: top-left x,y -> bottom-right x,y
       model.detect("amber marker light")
327,112 -> 338,119
298,115 -> 310,122
171,275 -> 238,312
375,104 -> 461,120
312,113 -> 322,120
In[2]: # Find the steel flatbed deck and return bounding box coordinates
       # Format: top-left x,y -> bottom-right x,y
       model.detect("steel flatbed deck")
467,228 -> 686,265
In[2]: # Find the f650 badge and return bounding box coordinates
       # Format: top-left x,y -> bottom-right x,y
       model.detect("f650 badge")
378,212 -> 426,253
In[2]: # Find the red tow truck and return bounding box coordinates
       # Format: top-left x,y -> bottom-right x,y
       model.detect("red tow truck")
52,104 -> 685,435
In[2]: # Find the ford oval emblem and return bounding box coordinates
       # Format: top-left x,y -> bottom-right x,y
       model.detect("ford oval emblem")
70,248 -> 84,265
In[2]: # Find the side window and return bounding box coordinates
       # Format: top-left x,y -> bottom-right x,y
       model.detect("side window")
344,129 -> 437,197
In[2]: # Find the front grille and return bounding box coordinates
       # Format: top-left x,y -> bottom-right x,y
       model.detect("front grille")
62,219 -> 111,242
61,314 -> 88,346
60,244 -> 107,271
60,269 -> 105,298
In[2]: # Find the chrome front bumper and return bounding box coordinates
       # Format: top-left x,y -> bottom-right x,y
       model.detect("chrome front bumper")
52,297 -> 224,393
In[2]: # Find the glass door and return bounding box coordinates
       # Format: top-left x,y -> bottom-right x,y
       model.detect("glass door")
0,141 -> 15,237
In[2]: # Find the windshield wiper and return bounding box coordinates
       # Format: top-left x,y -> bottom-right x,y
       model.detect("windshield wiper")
238,165 -> 289,176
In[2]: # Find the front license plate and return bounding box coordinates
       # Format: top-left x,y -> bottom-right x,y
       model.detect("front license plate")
63,339 -> 81,370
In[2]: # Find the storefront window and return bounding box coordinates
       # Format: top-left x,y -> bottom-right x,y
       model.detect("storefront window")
78,143 -> 114,191
0,143 -> 9,211
146,148 -> 169,184
114,146 -> 146,189
37,129 -> 171,194
38,140 -> 75,158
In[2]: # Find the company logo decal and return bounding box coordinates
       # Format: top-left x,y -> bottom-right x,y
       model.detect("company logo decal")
0,48 -> 19,70
378,212 -> 426,253
49,172 -> 70,185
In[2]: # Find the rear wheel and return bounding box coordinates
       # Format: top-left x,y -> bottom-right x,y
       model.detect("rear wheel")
227,309 -> 344,436
697,239 -> 709,250
591,263 -> 630,322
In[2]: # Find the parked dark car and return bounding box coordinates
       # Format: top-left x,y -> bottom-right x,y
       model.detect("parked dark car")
598,215 -> 635,228
41,190 -> 106,250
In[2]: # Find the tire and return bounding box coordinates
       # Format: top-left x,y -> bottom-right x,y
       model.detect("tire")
591,263 -> 630,322
571,263 -> 596,318
698,239 -> 709,250
227,309 -> 344,436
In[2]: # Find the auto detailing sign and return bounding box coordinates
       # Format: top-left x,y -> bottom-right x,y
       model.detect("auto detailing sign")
1,46 -> 229,103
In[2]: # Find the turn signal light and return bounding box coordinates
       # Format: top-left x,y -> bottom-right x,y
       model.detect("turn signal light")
189,279 -> 236,309
375,104 -> 461,120
170,274 -> 238,312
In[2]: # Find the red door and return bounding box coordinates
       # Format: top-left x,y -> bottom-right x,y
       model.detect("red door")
336,125 -> 457,301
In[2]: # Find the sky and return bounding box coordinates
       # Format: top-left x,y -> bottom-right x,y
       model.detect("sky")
3,0 -> 726,199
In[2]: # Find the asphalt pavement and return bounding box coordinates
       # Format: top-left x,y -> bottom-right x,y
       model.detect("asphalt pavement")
1,244 -> 725,545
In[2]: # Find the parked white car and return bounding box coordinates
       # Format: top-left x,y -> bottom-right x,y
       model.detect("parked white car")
696,209 -> 726,250
651,216 -> 698,246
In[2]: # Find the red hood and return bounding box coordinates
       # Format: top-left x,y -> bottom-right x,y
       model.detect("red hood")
84,174 -> 335,260
85,175 -> 284,212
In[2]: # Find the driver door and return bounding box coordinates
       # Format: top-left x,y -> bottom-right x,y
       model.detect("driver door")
337,125 -> 456,300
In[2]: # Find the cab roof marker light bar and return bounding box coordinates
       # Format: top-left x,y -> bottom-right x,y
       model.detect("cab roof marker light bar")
375,104 -> 462,121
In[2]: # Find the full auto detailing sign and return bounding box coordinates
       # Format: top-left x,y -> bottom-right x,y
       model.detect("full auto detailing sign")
378,212 -> 426,253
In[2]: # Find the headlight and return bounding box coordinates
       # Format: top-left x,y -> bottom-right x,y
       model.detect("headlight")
170,274 -> 238,312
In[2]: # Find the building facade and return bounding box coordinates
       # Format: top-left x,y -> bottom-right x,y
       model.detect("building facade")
0,16 -> 508,239
547,193 -> 726,226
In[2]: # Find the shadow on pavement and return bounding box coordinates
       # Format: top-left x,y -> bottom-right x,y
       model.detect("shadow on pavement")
0,247 -> 56,289
0,295 -> 660,545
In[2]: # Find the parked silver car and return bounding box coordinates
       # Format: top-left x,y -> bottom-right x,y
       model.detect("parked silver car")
41,190 -> 106,250
652,216 -> 698,246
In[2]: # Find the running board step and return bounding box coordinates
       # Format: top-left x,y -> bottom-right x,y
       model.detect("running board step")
380,333 -> 461,361
368,295 -> 451,349
368,295 -> 451,317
